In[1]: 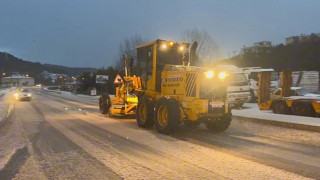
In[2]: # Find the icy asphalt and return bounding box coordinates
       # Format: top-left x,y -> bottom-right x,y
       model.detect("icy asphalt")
0,89 -> 319,179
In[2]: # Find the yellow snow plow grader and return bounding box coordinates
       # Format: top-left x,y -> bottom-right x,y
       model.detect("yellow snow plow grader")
99,39 -> 232,134
99,56 -> 142,117
135,39 -> 231,134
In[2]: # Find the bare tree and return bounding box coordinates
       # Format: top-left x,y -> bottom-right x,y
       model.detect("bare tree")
116,34 -> 145,71
183,28 -> 220,66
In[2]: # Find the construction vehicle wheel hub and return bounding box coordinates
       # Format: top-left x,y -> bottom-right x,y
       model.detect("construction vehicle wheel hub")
138,103 -> 147,122
157,105 -> 168,127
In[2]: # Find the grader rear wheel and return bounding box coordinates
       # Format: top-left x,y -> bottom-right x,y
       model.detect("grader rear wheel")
154,97 -> 180,134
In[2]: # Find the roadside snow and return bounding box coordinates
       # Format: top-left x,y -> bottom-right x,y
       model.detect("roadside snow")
43,89 -> 101,101
0,93 -> 10,125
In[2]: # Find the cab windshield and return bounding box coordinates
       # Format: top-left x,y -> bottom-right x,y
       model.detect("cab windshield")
228,73 -> 248,86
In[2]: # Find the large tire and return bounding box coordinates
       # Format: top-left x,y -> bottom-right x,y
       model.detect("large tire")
154,97 -> 181,134
272,100 -> 292,114
136,95 -> 154,128
292,101 -> 315,117
205,114 -> 232,133
99,94 -> 111,114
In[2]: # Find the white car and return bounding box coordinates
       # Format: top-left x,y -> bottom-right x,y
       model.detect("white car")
272,87 -> 320,98
14,89 -> 32,101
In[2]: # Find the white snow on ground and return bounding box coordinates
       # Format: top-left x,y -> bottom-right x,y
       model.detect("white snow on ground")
0,93 -> 10,125
233,103 -> 320,127
43,89 -> 101,102
0,93 -> 26,171
38,97 -> 310,180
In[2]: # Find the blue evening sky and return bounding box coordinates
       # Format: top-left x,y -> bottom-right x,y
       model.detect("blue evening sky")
0,0 -> 319,67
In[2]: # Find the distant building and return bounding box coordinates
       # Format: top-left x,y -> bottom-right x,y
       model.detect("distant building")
39,71 -> 68,83
240,41 -> 272,56
253,41 -> 272,48
1,75 -> 35,87
285,33 -> 320,45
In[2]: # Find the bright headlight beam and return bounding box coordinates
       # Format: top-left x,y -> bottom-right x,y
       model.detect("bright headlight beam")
218,72 -> 227,80
205,71 -> 214,79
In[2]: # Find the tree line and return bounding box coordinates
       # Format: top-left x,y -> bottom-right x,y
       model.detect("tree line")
220,34 -> 320,71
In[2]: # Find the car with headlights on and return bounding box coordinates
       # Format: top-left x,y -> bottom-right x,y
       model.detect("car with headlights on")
14,88 -> 32,101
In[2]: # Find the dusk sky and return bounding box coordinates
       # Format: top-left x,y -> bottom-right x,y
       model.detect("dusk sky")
1,0 -> 319,68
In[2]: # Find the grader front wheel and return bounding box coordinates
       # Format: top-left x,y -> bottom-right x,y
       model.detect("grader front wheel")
205,114 -> 232,133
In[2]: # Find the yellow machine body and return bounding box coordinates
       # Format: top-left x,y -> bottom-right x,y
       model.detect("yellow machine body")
109,76 -> 141,116
136,39 -> 230,122
156,65 -> 229,121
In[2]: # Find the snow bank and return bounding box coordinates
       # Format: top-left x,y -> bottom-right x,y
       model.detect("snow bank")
233,103 -> 320,127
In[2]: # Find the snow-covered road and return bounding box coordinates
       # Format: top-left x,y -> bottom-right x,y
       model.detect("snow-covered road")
0,89 -> 319,179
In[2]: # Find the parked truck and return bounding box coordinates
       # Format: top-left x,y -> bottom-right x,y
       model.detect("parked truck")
218,65 -> 250,108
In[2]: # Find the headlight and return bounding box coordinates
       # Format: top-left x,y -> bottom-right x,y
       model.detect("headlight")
161,44 -> 167,49
27,93 -> 32,97
218,72 -> 227,80
14,93 -> 19,97
204,70 -> 214,79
